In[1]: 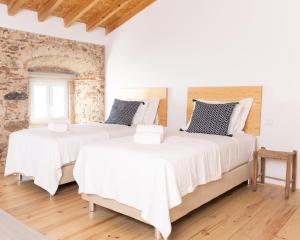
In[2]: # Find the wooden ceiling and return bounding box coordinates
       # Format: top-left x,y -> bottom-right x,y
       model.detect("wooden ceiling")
0,0 -> 156,33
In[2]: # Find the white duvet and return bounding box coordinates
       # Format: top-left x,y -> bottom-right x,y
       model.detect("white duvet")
5,123 -> 135,195
74,132 -> 256,239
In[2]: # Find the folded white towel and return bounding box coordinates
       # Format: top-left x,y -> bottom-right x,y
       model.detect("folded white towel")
48,119 -> 70,132
134,132 -> 163,144
136,125 -> 164,134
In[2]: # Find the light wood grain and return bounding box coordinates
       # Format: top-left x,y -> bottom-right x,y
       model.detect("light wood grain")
252,151 -> 258,191
1,0 -> 156,33
286,157 -> 292,199
105,0 -> 156,34
1,174 -> 300,239
118,87 -> 168,126
7,0 -> 27,15
86,0 -> 131,32
187,86 -> 263,135
276,206 -> 300,240
253,147 -> 297,199
292,150 -> 297,192
38,0 -> 64,21
258,148 -> 295,160
64,0 -> 99,27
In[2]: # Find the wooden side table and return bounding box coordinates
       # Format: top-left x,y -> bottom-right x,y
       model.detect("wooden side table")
252,147 -> 297,199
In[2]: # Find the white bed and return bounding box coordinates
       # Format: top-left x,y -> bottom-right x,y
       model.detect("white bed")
74,131 -> 256,239
4,87 -> 168,195
74,86 -> 262,239
5,123 -> 135,195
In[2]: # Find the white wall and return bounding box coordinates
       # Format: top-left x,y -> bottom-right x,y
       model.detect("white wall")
0,4 -> 106,45
106,0 -> 300,187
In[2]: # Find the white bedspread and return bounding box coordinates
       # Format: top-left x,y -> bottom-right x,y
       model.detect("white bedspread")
5,123 -> 135,195
74,132 -> 256,239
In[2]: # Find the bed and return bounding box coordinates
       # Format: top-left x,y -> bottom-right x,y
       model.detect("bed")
74,86 -> 262,239
4,87 -> 168,195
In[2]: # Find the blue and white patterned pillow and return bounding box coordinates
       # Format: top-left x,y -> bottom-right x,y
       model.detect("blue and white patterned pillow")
105,99 -> 143,126
186,100 -> 238,136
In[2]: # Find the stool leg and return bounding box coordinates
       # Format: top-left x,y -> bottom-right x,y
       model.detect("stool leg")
252,151 -> 258,191
292,150 -> 297,192
285,158 -> 292,199
261,157 -> 266,184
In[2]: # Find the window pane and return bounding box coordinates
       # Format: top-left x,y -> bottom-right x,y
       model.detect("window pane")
29,77 -> 70,124
51,86 -> 67,118
31,85 -> 47,120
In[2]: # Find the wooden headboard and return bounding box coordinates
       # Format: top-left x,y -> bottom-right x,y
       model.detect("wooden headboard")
117,88 -> 168,126
187,86 -> 263,135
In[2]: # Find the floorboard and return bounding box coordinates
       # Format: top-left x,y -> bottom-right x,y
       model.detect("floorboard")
1,175 -> 300,240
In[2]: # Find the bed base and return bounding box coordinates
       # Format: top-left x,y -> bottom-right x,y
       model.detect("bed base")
17,162 -> 75,192
58,163 -> 75,185
82,161 -> 252,240
17,173 -> 23,183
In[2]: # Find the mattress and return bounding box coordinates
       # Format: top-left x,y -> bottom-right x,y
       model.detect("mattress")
173,131 -> 256,174
5,123 -> 135,195
74,131 -> 256,239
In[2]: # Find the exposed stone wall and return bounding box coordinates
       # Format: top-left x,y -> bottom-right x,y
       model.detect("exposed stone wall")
74,79 -> 104,123
0,27 -> 105,171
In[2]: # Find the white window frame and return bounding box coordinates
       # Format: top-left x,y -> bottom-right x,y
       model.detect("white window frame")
29,72 -> 74,124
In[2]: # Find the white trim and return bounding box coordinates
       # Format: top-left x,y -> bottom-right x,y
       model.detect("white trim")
29,75 -> 70,124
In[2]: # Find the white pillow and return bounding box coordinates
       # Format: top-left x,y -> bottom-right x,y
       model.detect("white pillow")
233,98 -> 253,132
132,102 -> 148,125
228,105 -> 243,134
142,99 -> 160,124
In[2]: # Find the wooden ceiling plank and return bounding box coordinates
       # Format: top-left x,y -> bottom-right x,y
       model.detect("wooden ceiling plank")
8,0 -> 27,16
38,0 -> 64,22
5,0 -> 155,33
106,0 -> 155,34
64,0 -> 99,28
86,0 -> 132,32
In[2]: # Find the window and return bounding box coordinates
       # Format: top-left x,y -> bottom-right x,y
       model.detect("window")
29,72 -> 73,124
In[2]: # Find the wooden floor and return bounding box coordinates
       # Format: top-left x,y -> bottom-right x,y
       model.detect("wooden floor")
1,175 -> 300,240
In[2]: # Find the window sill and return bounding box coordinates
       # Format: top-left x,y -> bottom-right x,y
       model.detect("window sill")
29,123 -> 47,128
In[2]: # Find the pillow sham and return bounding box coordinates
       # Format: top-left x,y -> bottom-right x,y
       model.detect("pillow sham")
105,99 -> 143,126
131,98 -> 160,125
233,98 -> 253,132
142,99 -> 160,124
132,102 -> 148,125
186,101 -> 238,136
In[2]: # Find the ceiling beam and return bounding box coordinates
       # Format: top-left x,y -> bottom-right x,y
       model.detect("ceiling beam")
8,0 -> 27,16
64,0 -> 99,28
38,0 -> 64,22
86,0 -> 132,32
106,0 -> 155,34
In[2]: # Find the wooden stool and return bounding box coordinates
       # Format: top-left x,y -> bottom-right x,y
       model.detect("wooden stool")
252,147 -> 297,199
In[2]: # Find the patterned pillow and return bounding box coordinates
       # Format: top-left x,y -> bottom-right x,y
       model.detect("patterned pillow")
105,99 -> 143,126
186,101 -> 238,136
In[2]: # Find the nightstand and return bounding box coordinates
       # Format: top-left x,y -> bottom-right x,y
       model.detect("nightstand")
252,147 -> 297,199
